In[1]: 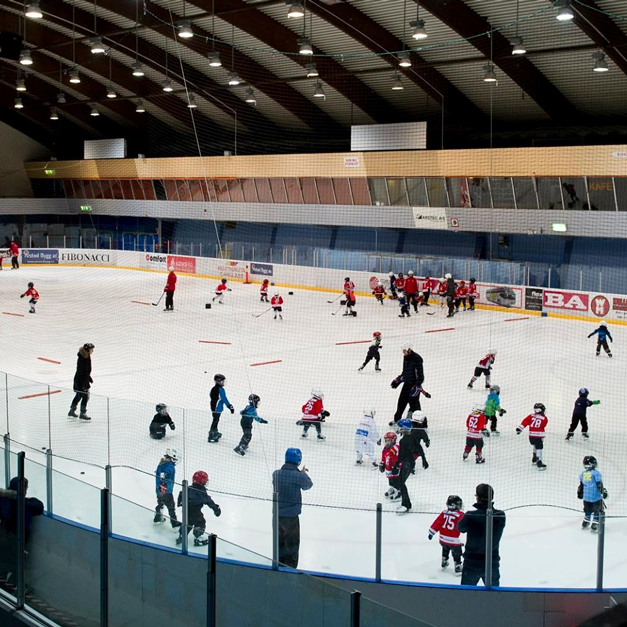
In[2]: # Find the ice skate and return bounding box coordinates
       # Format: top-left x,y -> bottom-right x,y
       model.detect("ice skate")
532,453 -> 538,464
384,488 -> 395,498
175,535 -> 183,545
591,522 -> 599,532
317,434 -> 326,440
390,492 -> 401,501
422,460 -> 429,470
274,314 -> 277,320
372,462 -> 379,468
153,512 -> 166,524
389,420 -> 395,426
454,563 -> 462,576
441,558 -> 449,570
234,446 -> 245,456
375,365 -> 381,372
491,430 -> 500,436
79,413 -> 91,421
68,408 -> 78,418
171,520 -> 182,529
536,460 -> 547,470
301,430 -> 308,438
207,431 -> 221,443
582,520 -> 590,529
582,433 -> 589,439
356,459 -> 363,465
565,434 -> 573,441
467,383 -> 473,389
609,353 -> 613,358
485,384 -> 491,389
475,455 -> 485,464
358,365 -> 365,371
194,537 -> 209,547
462,452 -> 469,461
396,505 -> 410,514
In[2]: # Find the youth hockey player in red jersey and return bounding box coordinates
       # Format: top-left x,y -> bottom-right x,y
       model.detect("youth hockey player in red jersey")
404,271 -> 419,312
343,277 -> 356,316
455,280 -> 469,312
300,389 -> 329,440
421,276 -> 432,307
463,403 -> 489,464
467,350 -> 497,389
395,272 -> 406,294
428,495 -> 465,575
271,292 -> 283,320
372,283 -> 386,304
260,279 -> 269,302
20,282 -> 39,313
467,278 -> 477,311
379,431 -> 401,500
212,278 -> 230,304
437,278 -> 447,308
164,266 -> 176,311
517,403 -> 548,470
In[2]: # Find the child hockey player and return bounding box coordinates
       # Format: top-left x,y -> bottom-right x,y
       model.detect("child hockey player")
212,278 -> 230,304
355,409 -> 380,467
428,495 -> 465,575
566,388 -> 600,440
410,411 -> 430,470
421,276 -> 432,307
455,280 -> 468,312
388,272 -> 398,299
300,389 -> 329,440
588,323 -> 612,357
343,277 -> 356,316
398,293 -> 410,318
467,278 -> 477,310
208,374 -> 234,443
395,272 -> 406,295
467,350 -> 497,389
358,331 -> 382,372
578,455 -> 607,531
149,403 -> 176,439
516,403 -> 548,470
484,385 -> 506,435
373,282 -> 386,304
176,470 -> 221,546
234,394 -> 268,456
437,277 -> 447,308
463,403 -> 489,464
271,292 -> 283,320
379,431 -> 401,500
20,282 -> 39,313
164,266 -> 176,311
260,279 -> 269,302
154,448 -> 182,528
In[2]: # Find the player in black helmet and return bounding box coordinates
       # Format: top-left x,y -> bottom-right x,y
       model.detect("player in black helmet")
234,394 -> 268,456
208,374 -> 234,443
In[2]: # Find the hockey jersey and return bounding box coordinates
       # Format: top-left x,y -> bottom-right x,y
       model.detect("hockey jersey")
404,276 -> 418,294
477,354 -> 495,369
260,282 -> 269,295
164,272 -> 176,292
429,509 -> 465,546
155,458 -> 176,495
437,282 -> 447,295
302,397 -> 324,422
344,281 -> 355,299
422,279 -> 432,292
468,283 -> 477,296
517,412 -> 548,438
373,284 -> 385,296
215,282 -> 228,294
456,284 -> 469,298
580,468 -> 603,502
466,412 -> 487,439
381,444 -> 400,477
355,413 -> 379,444
23,287 -> 39,300
395,277 -> 406,292
271,295 -> 283,307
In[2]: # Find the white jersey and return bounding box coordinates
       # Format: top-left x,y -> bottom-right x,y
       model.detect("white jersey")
355,414 -> 379,444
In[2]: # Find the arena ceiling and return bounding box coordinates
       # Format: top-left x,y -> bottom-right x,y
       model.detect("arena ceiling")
1,0 -> 627,156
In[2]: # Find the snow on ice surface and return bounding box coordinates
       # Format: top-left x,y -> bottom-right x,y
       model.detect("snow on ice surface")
1,265 -> 627,589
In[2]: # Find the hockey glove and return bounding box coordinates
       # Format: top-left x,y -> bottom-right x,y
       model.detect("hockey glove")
498,409 -> 507,417
296,419 -> 304,426
378,462 -> 385,473
159,482 -> 167,496
428,532 -> 434,541
89,376 -> 93,384
229,405 -> 235,414
177,492 -> 183,507
610,337 -> 613,343
425,440 -> 430,448
214,505 -> 222,517
259,418 -> 269,424
409,385 -> 422,398
20,294 -> 24,298
391,377 -> 402,389
321,410 -> 330,418
516,428 -> 522,435
377,439 -> 381,446
482,429 -> 490,438
577,484 -> 583,500
170,423 -> 176,430
423,391 -> 432,399
592,400 -> 601,405
602,488 -> 608,499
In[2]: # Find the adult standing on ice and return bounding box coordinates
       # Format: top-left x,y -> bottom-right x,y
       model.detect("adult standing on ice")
164,265 -> 176,311
10,240 -> 19,269
390,343 -> 424,425
68,343 -> 94,421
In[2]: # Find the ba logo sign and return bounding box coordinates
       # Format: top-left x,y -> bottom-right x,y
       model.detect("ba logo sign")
543,290 -> 589,311
591,295 -> 610,317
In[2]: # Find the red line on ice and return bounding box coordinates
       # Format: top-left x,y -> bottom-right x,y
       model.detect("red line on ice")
18,390 -> 62,400
425,328 -> 455,333
131,301 -> 151,305
38,357 -> 61,364
250,360 -> 282,367
504,317 -> 529,322
335,340 -> 371,345
198,341 -> 232,345
2,312 -> 24,317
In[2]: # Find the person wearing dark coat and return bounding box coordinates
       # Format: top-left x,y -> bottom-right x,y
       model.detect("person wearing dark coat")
272,448 -> 313,568
394,419 -> 424,512
176,470 -> 221,547
458,483 -> 506,587
68,343 -> 94,420
390,344 -> 425,425
445,275 -> 456,318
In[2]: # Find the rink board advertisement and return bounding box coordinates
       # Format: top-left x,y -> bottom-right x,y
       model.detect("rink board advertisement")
59,251 -> 114,265
167,255 -> 196,274
250,262 -> 273,277
21,249 -> 59,264
525,288 -> 543,312
474,284 -> 523,309
216,260 -> 246,279
145,253 -> 167,270
543,290 -> 589,312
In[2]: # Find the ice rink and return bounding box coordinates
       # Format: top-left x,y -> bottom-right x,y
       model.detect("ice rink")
1,265 -> 627,589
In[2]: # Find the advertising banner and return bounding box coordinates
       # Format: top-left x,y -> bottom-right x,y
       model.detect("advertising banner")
525,287 -> 543,312
167,255 -> 196,274
217,260 -> 246,280
21,249 -> 59,264
543,290 -> 589,312
612,296 -> 627,320
145,253 -> 167,270
475,284 -> 523,309
250,262 -> 273,277
60,251 -> 113,265
412,207 -> 448,230
590,295 -> 611,318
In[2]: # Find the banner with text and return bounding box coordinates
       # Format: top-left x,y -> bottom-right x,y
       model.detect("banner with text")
21,249 -> 59,265
412,207 -> 448,230
167,255 -> 196,274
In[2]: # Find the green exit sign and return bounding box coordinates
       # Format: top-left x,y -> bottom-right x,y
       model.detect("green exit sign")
80,205 -> 92,212
44,169 -> 55,175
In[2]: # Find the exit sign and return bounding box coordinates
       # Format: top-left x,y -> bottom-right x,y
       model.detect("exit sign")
80,205 -> 92,212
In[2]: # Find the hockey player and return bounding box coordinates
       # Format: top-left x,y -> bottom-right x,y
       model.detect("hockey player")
372,282 -> 386,304
355,409 -> 380,467
455,280 -> 469,312
154,448 -> 182,528
271,292 -> 284,320
234,394 -> 268,456
388,272 -> 398,299
484,386 -> 506,435
578,456 -> 607,531
467,278 -> 477,311
463,403 -> 489,464
467,350 -> 497,389
212,278 -> 230,304
398,293 -> 411,318
404,271 -> 419,312
149,403 -> 176,439
20,282 -> 39,313
260,279 -> 270,302
358,331 -> 382,372
566,388 -> 600,441
516,403 -> 548,470
395,418 -> 420,513
445,274 -> 456,317
421,276 -> 432,307
379,432 -> 401,500
390,344 -> 424,425
300,389 -> 329,440
395,272 -> 406,295
588,323 -> 612,357
176,470 -> 221,546
208,374 -> 234,443
10,240 -> 19,269
437,278 -> 447,308
428,495 -> 465,575
343,277 -> 356,316
164,266 -> 176,311
410,411 -> 430,470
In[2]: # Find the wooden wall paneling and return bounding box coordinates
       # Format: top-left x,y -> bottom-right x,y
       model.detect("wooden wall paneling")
241,178 -> 259,203
332,178 -> 353,205
316,178 -> 336,205
349,178 -> 371,205
120,180 -> 134,200
284,178 -> 304,204
131,180 -> 145,200
300,178 -> 319,204
255,178 -> 273,203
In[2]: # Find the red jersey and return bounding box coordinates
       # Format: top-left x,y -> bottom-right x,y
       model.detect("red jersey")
468,283 -> 477,296
381,444 -> 400,477
422,279 -> 432,292
260,282 -> 269,295
302,397 -> 324,422
395,277 -> 406,292
164,272 -> 176,292
429,510 -> 465,546
477,354 -> 495,369
437,282 -> 447,295
10,242 -> 18,256
518,413 -> 548,438
373,285 -> 385,296
456,285 -> 468,298
24,287 -> 39,300
344,281 -> 355,299
404,276 -> 418,295
466,412 -> 487,439
216,283 -> 228,294
271,295 -> 283,308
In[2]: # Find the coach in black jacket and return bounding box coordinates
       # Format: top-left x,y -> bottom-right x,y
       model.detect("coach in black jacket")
458,483 -> 506,587
390,344 -> 424,424
68,343 -> 94,421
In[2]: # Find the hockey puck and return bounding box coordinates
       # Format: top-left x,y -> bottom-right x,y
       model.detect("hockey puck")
205,304 -> 211,309
288,291 -> 294,295
80,471 -> 85,475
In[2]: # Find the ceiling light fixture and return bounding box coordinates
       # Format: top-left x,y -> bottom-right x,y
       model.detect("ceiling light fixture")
391,72 -> 404,90
208,51 -> 222,67
69,68 -> 81,83
227,71 -> 241,86
14,98 -> 24,109
592,51 -> 609,72
556,0 -> 574,21
398,51 -> 411,68
57,92 -> 66,104
135,100 -> 145,113
50,108 -> 59,120
162,79 -> 174,92
89,36 -> 105,54
245,87 -> 257,105
16,78 -> 26,92
313,80 -> 325,98
298,37 -> 313,55
287,2 -> 304,18
305,62 -> 318,78
90,106 -> 100,117
511,36 -> 526,55
19,49 -> 33,66
483,63 -> 497,82
106,87 -> 117,98
187,94 -> 197,108
25,0 -> 43,19
178,19 -> 193,38
132,61 -> 144,77
410,19 -> 427,40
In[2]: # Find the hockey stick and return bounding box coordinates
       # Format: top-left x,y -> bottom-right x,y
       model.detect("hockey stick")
252,308 -> 272,318
327,294 -> 342,304
331,304 -> 344,316
152,293 -> 165,307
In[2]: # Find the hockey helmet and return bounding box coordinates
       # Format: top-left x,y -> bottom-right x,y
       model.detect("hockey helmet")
397,419 -> 412,434
439,277 -> 445,283
192,470 -> 208,486
221,278 -> 227,283
248,394 -> 260,408
534,402 -> 546,414
384,431 -> 397,445
408,270 -> 414,276
285,448 -> 302,465
488,349 -> 497,355
397,272 -> 404,277
28,282 -> 34,288
579,388 -> 589,396
274,292 -> 280,297
401,342 -> 412,352
446,495 -> 463,511
425,276 -> 430,280
472,403 -> 485,414
388,272 -> 395,277
490,385 -> 500,394
311,388 -> 324,399
460,280 -> 465,286
168,266 -> 175,271
411,410 -> 427,423
214,373 -> 226,384
583,455 -> 597,469
373,331 -> 381,338
344,277 -> 350,282
470,278 -> 476,283
600,323 -> 608,328
156,403 -> 168,415
263,278 -> 269,283
83,343 -> 95,350
444,273 -> 452,279
165,447 -> 179,462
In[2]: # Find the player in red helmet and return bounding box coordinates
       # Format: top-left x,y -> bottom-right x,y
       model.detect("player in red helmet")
358,331 -> 382,372
176,470 -> 221,547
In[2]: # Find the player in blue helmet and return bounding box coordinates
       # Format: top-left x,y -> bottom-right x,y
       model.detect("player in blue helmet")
588,323 -> 612,357
566,388 -> 600,441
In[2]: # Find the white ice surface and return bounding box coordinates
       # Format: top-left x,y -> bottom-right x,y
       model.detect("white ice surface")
1,266 -> 627,589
